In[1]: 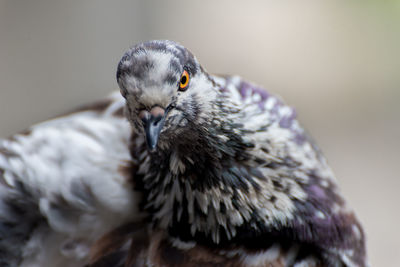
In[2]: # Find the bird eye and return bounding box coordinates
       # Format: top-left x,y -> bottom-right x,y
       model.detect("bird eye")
179,70 -> 189,91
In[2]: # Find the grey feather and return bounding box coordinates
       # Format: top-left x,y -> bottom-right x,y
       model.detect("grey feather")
0,92 -> 142,267
0,40 -> 368,267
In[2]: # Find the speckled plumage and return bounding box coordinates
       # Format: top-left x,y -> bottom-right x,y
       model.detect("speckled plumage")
0,40 -> 367,267
110,40 -> 367,266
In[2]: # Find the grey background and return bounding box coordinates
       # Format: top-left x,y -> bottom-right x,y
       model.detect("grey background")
0,1 -> 399,265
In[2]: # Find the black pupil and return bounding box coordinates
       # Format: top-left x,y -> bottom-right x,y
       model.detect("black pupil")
181,75 -> 187,85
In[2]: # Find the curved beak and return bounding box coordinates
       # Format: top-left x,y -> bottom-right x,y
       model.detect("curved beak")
140,106 -> 166,151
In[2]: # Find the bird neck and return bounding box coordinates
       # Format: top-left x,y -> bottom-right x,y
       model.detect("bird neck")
137,106 -> 257,245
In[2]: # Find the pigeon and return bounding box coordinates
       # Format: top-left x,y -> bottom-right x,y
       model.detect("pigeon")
0,40 -> 368,267
0,92 -> 142,267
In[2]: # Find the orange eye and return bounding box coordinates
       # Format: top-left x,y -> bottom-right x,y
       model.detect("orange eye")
179,70 -> 189,91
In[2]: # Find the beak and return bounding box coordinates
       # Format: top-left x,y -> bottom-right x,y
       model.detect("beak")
140,106 -> 166,151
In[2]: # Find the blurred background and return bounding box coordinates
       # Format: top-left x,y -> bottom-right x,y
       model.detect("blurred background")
0,0 -> 399,265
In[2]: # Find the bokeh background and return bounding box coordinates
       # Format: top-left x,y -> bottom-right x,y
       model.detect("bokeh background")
0,0 -> 399,265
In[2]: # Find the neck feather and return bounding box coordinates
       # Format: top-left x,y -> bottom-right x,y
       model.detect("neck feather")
135,106 -> 258,245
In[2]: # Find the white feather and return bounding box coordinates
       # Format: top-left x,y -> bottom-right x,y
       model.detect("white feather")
1,92 -> 143,267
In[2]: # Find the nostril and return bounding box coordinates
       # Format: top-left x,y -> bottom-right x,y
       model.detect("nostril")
153,116 -> 163,125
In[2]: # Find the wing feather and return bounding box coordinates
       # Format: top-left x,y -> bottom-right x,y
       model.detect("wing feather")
0,92 -> 142,267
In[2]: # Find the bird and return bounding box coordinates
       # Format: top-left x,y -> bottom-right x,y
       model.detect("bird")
0,91 -> 143,267
0,40 -> 367,267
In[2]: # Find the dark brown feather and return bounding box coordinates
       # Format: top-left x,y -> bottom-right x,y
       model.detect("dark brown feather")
89,223 -> 143,264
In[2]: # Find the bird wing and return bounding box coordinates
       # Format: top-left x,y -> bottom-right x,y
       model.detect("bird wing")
213,75 -> 367,266
0,91 -> 143,267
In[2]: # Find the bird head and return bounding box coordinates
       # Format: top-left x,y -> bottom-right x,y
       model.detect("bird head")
117,40 -> 219,152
